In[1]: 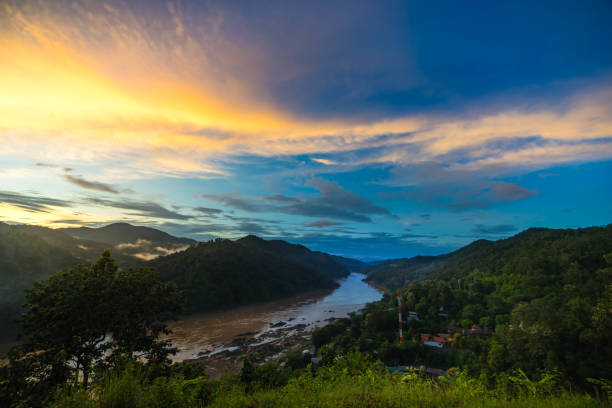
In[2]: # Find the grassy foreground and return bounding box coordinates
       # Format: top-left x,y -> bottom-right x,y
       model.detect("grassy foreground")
52,352 -> 608,408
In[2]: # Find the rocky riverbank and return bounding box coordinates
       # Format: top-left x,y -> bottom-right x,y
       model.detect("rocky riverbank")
188,317 -> 337,379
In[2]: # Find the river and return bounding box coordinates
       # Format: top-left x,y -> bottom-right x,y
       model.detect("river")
167,272 -> 383,362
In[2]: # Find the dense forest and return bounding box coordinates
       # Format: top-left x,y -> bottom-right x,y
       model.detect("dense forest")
0,223 -> 349,343
148,235 -> 348,312
316,225 -> 612,387
1,225 -> 610,407
363,238 -> 492,289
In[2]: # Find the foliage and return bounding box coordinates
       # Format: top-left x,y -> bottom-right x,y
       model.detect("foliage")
356,226 -> 612,385
50,351 -> 607,408
149,235 -> 348,313
0,251 -> 183,407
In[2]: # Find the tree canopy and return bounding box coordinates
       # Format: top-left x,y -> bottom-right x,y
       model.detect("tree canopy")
0,250 -> 183,407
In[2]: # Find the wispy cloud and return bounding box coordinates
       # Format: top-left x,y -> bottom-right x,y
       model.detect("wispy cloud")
307,220 -> 345,227
382,162 -> 538,210
64,174 -> 119,194
0,2 -> 610,181
311,158 -> 338,165
85,198 -> 191,220
0,190 -> 71,212
203,178 -> 391,222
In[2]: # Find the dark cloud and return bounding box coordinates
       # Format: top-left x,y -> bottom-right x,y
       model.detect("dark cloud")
85,198 -> 191,220
385,163 -> 537,211
307,220 -> 345,227
64,174 -> 119,194
420,213 -> 431,220
201,193 -> 261,212
203,178 -> 392,223
223,214 -> 281,224
0,191 -> 71,212
194,206 -> 224,216
35,162 -> 58,168
471,224 -> 517,235
49,219 -> 85,224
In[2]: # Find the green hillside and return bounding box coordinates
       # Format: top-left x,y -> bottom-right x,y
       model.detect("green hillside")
330,254 -> 369,273
364,239 -> 492,289
318,225 -> 612,385
0,225 -> 82,341
148,236 -> 349,312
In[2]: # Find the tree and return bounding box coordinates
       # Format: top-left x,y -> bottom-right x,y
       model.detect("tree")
4,250 -> 183,406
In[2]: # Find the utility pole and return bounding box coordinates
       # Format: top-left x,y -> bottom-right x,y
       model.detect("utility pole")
397,289 -> 403,343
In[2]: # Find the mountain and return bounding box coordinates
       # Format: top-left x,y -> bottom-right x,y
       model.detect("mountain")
61,223 -> 195,246
236,235 -> 348,279
0,222 -> 195,342
0,224 -> 82,341
148,236 -> 349,312
329,255 -> 369,273
364,239 -> 492,289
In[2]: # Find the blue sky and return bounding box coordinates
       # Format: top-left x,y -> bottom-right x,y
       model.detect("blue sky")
0,0 -> 610,260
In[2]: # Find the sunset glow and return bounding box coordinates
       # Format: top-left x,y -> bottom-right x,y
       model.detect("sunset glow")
1,0 -> 611,259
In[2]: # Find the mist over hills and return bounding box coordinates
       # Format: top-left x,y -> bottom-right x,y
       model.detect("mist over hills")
60,222 -> 195,246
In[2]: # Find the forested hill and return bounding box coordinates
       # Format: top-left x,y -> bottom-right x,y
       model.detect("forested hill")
0,222 -> 195,341
236,235 -> 348,279
330,254 -> 369,273
365,226 -> 612,290
355,224 -> 612,384
364,238 -> 492,289
0,225 -> 81,341
60,223 -> 195,246
148,236 -> 349,312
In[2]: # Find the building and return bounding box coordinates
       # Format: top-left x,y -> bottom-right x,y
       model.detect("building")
407,311 -> 419,321
421,333 -> 448,349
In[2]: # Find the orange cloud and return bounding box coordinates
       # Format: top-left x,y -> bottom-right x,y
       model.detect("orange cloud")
1,0 -> 611,180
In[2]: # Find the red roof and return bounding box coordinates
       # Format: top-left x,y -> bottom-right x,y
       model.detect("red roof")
421,334 -> 434,342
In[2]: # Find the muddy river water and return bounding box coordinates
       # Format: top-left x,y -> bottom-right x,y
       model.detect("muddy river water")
167,273 -> 383,362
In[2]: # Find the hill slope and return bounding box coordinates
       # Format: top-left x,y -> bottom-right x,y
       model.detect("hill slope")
329,255 -> 369,273
0,224 -> 83,341
364,239 -> 492,289
326,225 -> 612,385
148,236 -> 349,312
0,222 -> 195,341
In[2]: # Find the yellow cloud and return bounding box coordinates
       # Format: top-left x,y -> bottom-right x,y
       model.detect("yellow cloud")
1,0 -> 611,179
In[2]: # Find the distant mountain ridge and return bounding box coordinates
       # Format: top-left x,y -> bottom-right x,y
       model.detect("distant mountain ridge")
329,255 -> 369,273
61,223 -> 195,246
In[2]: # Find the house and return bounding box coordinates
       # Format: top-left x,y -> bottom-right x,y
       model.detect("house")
407,311 -> 419,321
438,306 -> 449,318
421,333 -> 447,349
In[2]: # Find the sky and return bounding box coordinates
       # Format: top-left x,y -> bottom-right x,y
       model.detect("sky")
0,0 -> 611,260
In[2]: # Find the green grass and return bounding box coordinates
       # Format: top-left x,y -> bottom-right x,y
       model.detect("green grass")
51,355 -> 609,408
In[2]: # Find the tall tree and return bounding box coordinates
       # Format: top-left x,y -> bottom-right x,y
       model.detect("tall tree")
2,250 -> 183,407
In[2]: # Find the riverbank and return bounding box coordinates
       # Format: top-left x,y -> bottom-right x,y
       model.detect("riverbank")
167,273 -> 382,378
